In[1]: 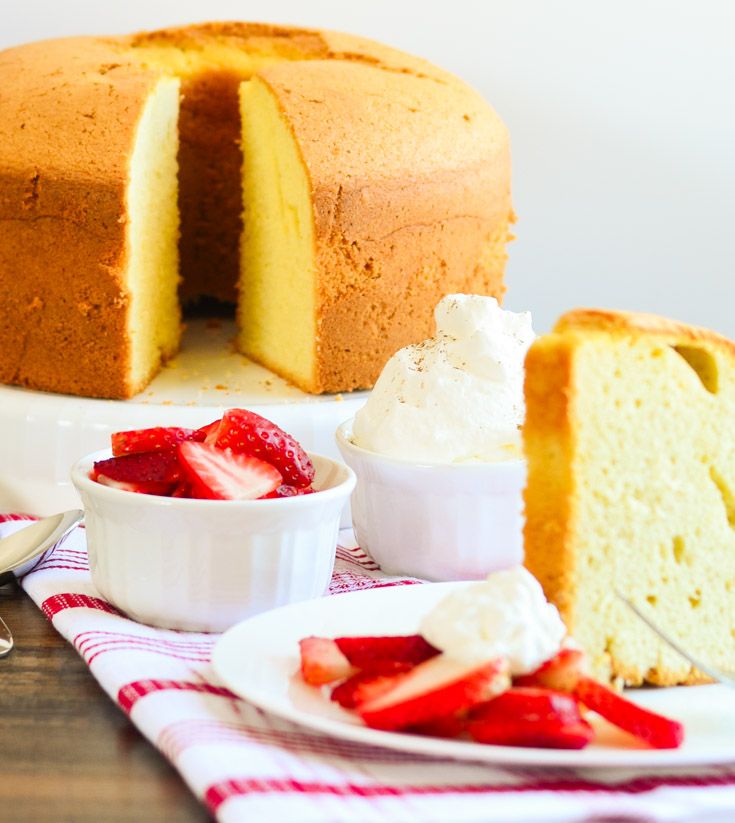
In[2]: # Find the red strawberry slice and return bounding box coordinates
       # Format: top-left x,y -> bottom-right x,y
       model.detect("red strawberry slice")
111,426 -> 195,456
192,419 -> 222,444
95,476 -> 176,496
170,481 -> 192,498
178,441 -> 281,501
409,715 -> 466,739
359,655 -> 509,732
468,687 -> 593,749
514,648 -> 587,692
261,484 -> 317,499
299,637 -> 356,686
330,671 -> 399,709
215,409 -> 314,487
334,635 -> 440,674
574,676 -> 684,749
93,449 -> 183,485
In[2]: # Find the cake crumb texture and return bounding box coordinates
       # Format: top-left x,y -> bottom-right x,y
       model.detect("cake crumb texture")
523,308 -> 735,686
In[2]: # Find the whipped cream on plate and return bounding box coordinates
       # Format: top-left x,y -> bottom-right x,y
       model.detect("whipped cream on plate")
351,294 -> 534,463
420,567 -> 566,675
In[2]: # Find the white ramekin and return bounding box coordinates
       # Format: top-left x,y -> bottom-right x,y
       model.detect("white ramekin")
336,420 -> 526,581
71,449 -> 356,632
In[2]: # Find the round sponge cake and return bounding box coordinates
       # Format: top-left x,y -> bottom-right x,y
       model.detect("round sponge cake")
0,22 -> 513,398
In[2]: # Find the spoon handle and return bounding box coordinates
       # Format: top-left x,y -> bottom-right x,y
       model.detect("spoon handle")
0,615 -> 13,658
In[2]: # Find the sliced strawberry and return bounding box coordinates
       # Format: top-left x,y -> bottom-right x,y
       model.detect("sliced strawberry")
261,484 -> 317,499
409,715 -> 466,738
192,419 -> 222,444
334,635 -> 440,674
177,441 -> 281,501
574,676 -> 684,749
330,671 -> 399,709
468,687 -> 593,749
111,426 -> 194,456
359,655 -> 509,732
514,648 -> 587,692
299,637 -> 355,686
93,449 -> 183,485
215,409 -> 314,487
95,475 -> 175,496
170,481 -> 192,498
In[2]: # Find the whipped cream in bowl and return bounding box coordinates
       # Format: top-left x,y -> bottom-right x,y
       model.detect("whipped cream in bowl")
337,294 -> 534,581
352,294 -> 534,464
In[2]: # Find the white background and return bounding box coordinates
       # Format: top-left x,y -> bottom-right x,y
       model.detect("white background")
2,0 -> 733,336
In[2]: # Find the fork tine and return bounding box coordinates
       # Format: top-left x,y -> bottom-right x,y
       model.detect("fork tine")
615,591 -> 735,689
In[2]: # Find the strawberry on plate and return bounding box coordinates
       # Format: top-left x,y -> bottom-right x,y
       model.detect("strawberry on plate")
214,409 -> 315,488
299,637 -> 356,686
111,426 -> 195,457
334,635 -> 440,674
408,715 -> 467,739
514,647 -> 587,692
92,449 -> 183,495
468,687 -> 594,749
574,676 -> 684,750
330,671 -> 399,709
358,655 -> 509,732
178,441 -> 282,501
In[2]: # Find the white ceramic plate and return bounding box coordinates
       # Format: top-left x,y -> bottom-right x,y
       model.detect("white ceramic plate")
212,582 -> 735,769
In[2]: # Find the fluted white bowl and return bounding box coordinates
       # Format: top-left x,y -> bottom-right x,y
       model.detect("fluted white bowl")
71,449 -> 356,632
336,420 -> 525,581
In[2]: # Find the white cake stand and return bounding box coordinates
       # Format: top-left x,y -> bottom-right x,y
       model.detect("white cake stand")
0,319 -> 367,516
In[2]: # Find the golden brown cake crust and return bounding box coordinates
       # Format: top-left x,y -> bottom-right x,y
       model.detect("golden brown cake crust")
555,307 -> 735,355
0,23 -> 512,398
0,37 -> 163,397
256,58 -> 511,392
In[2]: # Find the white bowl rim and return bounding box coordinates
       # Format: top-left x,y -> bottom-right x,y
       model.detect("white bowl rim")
72,448 -> 356,509
336,419 -> 525,471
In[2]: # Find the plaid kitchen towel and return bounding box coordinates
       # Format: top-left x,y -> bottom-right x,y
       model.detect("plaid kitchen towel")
3,513 -> 735,823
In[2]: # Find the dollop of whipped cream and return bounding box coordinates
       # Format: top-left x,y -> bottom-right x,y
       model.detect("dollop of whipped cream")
420,567 -> 566,675
351,294 -> 535,462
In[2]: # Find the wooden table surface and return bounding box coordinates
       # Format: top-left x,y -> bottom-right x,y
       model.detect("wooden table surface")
0,580 -> 209,822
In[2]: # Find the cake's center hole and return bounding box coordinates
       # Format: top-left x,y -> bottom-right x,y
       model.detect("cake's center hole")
176,69 -> 245,308
128,36 -> 317,311
672,344 -> 719,394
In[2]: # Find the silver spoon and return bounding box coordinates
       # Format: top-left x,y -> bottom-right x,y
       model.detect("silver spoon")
0,615 -> 12,658
0,510 -> 84,581
617,591 -> 735,688
0,510 -> 84,659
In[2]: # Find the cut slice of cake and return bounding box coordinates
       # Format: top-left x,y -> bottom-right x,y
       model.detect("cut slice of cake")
238,59 -> 512,393
523,309 -> 735,686
124,75 -> 182,394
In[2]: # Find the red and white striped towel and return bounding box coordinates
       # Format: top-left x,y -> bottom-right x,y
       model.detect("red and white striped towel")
4,513 -> 735,823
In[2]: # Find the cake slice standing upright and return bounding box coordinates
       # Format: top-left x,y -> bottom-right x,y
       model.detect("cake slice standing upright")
523,309 -> 735,686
